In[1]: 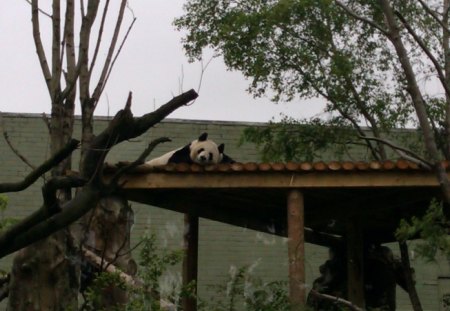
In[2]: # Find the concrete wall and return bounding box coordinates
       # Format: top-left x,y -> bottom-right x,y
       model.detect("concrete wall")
0,113 -> 445,310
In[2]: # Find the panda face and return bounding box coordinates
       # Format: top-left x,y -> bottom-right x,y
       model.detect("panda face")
189,138 -> 222,165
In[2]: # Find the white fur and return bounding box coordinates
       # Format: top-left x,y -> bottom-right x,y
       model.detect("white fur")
189,139 -> 222,164
145,138 -> 222,167
145,149 -> 179,167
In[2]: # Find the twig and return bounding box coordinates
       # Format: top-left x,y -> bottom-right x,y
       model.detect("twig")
82,247 -> 141,287
82,247 -> 175,310
395,10 -> 450,100
108,137 -> 171,187
24,0 -> 51,18
97,16 -> 137,105
186,56 -> 214,106
0,139 -> 80,193
0,113 -> 36,171
309,289 -> 365,311
334,0 -> 388,36
417,0 -> 450,34
358,136 -> 432,169
92,0 -> 128,104
41,113 -> 51,132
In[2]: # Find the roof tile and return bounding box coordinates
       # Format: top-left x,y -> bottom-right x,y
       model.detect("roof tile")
103,159 -> 435,174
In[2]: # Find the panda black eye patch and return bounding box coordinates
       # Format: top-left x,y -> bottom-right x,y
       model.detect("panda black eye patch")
197,148 -> 205,154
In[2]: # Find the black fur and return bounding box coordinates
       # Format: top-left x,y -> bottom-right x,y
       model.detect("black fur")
168,144 -> 193,163
221,153 -> 235,164
218,143 -> 235,163
198,132 -> 208,141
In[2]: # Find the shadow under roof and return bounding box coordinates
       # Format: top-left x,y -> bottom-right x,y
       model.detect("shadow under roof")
106,159 -> 444,245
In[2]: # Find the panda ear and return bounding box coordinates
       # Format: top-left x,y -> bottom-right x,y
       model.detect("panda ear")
218,143 -> 225,153
198,132 -> 208,141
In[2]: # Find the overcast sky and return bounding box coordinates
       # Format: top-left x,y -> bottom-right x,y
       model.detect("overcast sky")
0,1 -> 324,123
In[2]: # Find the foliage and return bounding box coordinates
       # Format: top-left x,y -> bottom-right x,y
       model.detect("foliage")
82,272 -> 127,311
0,194 -> 18,232
175,0 -> 450,163
396,199 -> 450,261
126,233 -> 185,310
174,0 -> 433,160
81,236 -> 298,311
200,264 -> 292,311
241,115 -> 366,162
80,233 -> 186,311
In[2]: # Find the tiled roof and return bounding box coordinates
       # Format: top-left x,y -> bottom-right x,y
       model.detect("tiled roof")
106,159 -> 439,174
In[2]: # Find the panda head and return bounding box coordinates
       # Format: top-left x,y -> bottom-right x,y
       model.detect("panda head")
189,133 -> 223,164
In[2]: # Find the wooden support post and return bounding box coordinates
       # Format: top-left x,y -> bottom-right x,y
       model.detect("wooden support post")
182,212 -> 199,311
346,218 -> 365,308
287,190 -> 305,309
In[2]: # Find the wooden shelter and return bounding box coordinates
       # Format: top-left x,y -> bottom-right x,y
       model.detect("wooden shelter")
106,159 -> 444,310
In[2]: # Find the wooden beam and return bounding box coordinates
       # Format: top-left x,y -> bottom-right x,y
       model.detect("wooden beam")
287,190 -> 305,309
346,218 -> 365,308
182,212 -> 199,311
115,171 -> 442,189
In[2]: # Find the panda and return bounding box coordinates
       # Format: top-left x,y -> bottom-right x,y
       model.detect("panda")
146,132 -> 234,167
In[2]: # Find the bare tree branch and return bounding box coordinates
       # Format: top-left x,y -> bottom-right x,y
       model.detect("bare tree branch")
91,0 -> 127,103
60,0 -> 77,103
334,0 -> 388,36
379,0 -> 450,204
417,0 -> 450,33
309,289 -> 365,311
98,16 -> 137,104
42,175 -> 86,213
108,137 -> 171,187
395,11 -> 450,100
358,136 -> 432,169
0,139 -> 80,193
186,56 -> 214,107
78,0 -> 101,101
41,113 -> 51,133
94,4 -> 137,104
32,0 -> 52,94
0,89 -> 198,259
51,0 -> 62,100
82,248 -> 140,286
0,113 -> 36,170
79,0 -> 85,17
24,0 -> 51,18
0,176 -> 85,254
89,0 -> 111,76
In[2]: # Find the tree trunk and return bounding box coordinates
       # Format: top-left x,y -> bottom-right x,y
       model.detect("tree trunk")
79,196 -> 136,308
444,0 -> 450,159
7,231 -> 78,311
379,0 -> 450,205
399,241 -> 423,311
8,98 -> 77,310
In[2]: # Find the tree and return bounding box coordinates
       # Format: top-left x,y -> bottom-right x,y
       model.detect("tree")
175,0 -> 450,309
0,1 -> 197,310
1,91 -> 198,309
175,0 -> 450,195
